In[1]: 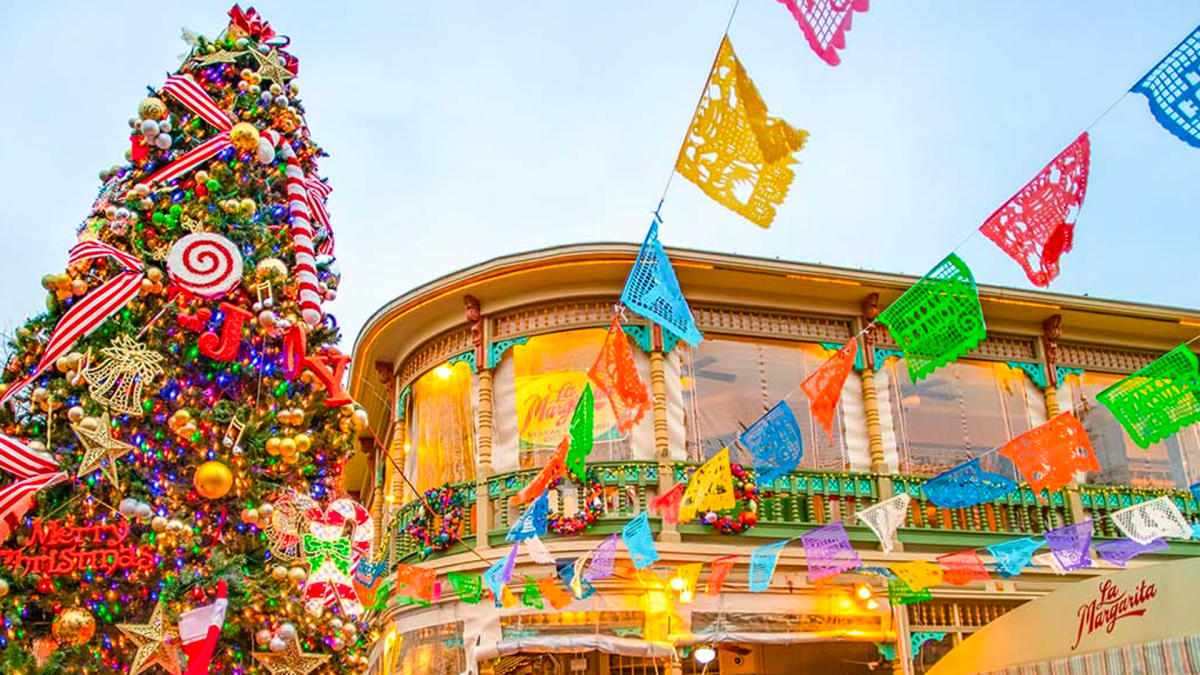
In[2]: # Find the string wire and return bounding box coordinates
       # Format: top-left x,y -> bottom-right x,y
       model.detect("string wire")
655,0 -> 742,213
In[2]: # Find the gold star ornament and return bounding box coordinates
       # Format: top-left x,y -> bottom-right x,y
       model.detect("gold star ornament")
248,48 -> 293,85
252,637 -> 331,675
73,412 -> 135,485
116,600 -> 183,675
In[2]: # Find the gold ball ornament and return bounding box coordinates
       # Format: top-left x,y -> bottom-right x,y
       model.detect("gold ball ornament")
293,434 -> 311,452
138,97 -> 168,120
52,608 -> 96,646
228,122 -> 260,152
265,437 -> 282,455
256,257 -> 288,279
194,461 -> 234,499
352,408 -> 370,432
0,578 -> 9,597
271,565 -> 288,581
279,438 -> 297,456
287,566 -> 308,583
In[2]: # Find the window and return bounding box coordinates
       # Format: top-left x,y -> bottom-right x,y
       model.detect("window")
880,358 -> 1044,477
410,361 -> 476,492
1062,372 -> 1200,489
496,328 -> 651,469
682,337 -> 862,470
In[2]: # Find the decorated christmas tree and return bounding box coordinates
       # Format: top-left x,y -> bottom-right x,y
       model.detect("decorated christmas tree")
0,6 -> 373,674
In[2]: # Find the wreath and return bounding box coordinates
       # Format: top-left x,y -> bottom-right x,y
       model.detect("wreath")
405,483 -> 467,558
546,469 -> 606,536
697,463 -> 761,534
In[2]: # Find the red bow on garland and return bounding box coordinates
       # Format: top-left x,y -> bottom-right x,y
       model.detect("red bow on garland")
228,5 -> 275,41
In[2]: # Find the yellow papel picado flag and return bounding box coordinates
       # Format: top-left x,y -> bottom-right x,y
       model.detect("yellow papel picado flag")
678,447 -> 736,523
675,36 -> 808,228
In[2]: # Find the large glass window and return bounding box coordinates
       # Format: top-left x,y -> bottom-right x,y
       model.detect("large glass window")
1062,372 -> 1200,488
880,358 -> 1044,477
499,328 -> 648,469
410,360 -> 476,492
682,337 -> 862,470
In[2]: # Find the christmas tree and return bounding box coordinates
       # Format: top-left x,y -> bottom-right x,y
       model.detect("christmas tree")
0,6 -> 373,674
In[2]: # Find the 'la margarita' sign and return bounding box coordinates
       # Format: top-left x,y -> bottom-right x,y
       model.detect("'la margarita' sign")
0,519 -> 155,575
1072,578 -> 1157,650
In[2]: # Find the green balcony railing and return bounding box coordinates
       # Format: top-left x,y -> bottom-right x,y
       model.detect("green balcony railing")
379,462 -> 1200,569
1079,484 -> 1200,539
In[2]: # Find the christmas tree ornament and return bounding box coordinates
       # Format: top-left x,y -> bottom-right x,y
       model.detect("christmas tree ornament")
193,460 -> 234,499
301,498 -> 374,616
85,333 -> 164,416
52,608 -> 96,646
116,599 -> 183,675
167,233 -> 244,299
73,413 -> 135,485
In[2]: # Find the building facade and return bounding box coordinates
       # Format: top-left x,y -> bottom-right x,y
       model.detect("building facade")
345,243 -> 1200,675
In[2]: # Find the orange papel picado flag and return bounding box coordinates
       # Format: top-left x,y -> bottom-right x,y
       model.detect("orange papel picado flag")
675,36 -> 808,228
678,447 -> 735,523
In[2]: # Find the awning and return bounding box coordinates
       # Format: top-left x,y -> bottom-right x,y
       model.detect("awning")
927,557 -> 1200,675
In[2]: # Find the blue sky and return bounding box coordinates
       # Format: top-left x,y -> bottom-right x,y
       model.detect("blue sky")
1,2 -> 1197,347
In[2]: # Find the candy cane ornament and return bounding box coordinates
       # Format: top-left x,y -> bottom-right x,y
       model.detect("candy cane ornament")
302,498 -> 373,616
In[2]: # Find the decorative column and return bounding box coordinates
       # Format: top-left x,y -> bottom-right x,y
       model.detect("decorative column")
466,296 -> 494,549
1040,314 -> 1085,523
650,326 -> 681,543
1040,315 -> 1063,418
892,600 -> 915,675
859,294 -> 894,500
371,361 -> 394,553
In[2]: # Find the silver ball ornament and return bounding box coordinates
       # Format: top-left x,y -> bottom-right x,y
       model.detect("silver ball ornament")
268,636 -> 287,652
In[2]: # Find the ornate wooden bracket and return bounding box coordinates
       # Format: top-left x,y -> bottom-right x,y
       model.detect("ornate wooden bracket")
862,292 -> 880,369
1042,314 -> 1062,387
373,360 -> 394,390
464,295 -> 485,366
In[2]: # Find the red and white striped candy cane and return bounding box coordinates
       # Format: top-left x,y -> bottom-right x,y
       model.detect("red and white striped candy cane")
302,498 -> 374,616
262,129 -> 323,327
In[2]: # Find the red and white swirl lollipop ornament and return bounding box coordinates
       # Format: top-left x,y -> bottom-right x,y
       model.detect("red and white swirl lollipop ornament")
167,233 -> 244,298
